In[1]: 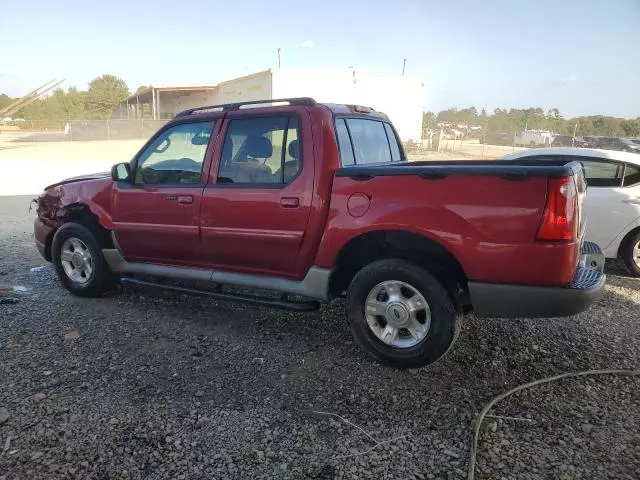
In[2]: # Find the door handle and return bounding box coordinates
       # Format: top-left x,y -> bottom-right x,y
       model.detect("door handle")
623,198 -> 640,205
280,197 -> 299,208
177,195 -> 193,205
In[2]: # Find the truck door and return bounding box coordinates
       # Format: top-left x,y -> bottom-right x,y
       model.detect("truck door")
110,119 -> 219,263
199,110 -> 314,277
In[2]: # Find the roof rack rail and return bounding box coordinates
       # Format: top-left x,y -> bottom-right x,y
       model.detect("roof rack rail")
176,97 -> 317,117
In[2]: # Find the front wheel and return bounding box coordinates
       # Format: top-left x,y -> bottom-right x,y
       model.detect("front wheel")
621,230 -> 640,277
51,222 -> 117,297
346,259 -> 460,369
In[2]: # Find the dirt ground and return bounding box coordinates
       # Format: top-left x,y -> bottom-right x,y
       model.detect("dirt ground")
434,139 -> 526,160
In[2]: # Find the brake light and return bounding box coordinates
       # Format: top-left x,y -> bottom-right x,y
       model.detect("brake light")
353,105 -> 373,113
536,176 -> 578,241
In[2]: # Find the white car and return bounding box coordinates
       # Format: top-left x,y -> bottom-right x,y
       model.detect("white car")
500,148 -> 640,276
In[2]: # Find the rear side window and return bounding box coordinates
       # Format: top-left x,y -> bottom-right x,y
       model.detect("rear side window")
581,160 -> 624,187
384,123 -> 402,161
335,119 -> 355,166
336,118 -> 404,166
624,164 -> 640,187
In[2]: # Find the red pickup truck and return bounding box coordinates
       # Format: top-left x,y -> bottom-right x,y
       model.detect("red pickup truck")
34,98 -> 605,368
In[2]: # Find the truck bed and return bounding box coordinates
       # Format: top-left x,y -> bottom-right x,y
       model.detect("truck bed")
322,159 -> 586,287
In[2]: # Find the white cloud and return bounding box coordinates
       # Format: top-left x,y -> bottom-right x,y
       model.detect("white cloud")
298,40 -> 315,48
557,76 -> 577,84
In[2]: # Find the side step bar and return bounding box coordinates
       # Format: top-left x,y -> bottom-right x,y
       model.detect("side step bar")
120,277 -> 321,312
102,248 -> 332,301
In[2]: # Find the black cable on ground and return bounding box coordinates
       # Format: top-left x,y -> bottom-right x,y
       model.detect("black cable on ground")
468,368 -> 640,480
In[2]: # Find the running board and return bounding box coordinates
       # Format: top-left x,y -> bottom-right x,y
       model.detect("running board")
120,277 -> 321,312
102,249 -> 331,301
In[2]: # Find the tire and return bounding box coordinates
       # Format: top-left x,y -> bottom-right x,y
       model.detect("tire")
620,230 -> 640,277
346,259 -> 460,369
51,222 -> 117,297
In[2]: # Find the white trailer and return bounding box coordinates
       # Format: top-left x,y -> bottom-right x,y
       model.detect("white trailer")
515,130 -> 554,147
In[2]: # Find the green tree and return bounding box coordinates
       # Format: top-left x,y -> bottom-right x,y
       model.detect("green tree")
86,75 -> 129,119
135,85 -> 151,94
422,111 -> 436,126
59,87 -> 87,120
620,119 -> 640,137
0,93 -> 14,112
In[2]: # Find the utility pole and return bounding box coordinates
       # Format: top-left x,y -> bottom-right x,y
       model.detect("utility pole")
572,122 -> 578,147
402,58 -> 406,76
277,48 -> 281,69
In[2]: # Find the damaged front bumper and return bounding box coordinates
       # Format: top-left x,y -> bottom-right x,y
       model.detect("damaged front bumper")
34,217 -> 55,261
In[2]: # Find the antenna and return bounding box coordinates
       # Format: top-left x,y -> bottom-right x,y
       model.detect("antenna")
277,48 -> 281,68
402,58 -> 406,76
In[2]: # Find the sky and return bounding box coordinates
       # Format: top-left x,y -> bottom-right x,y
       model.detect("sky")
1,0 -> 639,118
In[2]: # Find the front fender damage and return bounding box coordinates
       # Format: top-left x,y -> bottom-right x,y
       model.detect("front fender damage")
34,177 -> 115,230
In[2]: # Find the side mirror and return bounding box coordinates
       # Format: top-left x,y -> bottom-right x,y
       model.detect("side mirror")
111,162 -> 131,182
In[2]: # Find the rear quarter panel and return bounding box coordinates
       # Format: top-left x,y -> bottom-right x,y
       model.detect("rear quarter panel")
316,174 -> 580,286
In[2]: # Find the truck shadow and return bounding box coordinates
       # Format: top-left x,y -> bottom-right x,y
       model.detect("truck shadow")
605,258 -> 639,279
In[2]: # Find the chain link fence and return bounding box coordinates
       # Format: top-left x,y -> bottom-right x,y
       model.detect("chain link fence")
0,119 -> 168,142
406,129 -> 524,160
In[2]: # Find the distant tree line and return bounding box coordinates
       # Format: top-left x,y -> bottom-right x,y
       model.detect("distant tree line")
1,74 -> 132,121
3,79 -> 639,138
424,107 -> 640,137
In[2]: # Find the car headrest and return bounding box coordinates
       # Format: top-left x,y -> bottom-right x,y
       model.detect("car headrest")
288,139 -> 300,160
246,136 -> 273,158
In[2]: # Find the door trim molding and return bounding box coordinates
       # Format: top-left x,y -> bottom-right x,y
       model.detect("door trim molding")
200,226 -> 303,241
102,249 -> 331,300
112,222 -> 199,235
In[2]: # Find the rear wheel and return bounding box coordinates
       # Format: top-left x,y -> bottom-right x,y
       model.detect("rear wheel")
346,259 -> 460,369
52,222 -> 117,296
620,230 -> 640,277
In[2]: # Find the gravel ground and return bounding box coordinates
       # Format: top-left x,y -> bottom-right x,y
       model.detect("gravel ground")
1,194 -> 639,480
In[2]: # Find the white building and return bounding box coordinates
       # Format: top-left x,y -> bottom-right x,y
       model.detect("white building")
117,69 -> 426,142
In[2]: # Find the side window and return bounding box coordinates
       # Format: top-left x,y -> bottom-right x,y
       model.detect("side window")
135,121 -> 213,185
336,118 -> 404,166
623,164 -> 640,187
335,119 -> 355,166
384,123 -> 402,161
345,118 -> 393,165
217,116 -> 301,185
581,160 -> 624,187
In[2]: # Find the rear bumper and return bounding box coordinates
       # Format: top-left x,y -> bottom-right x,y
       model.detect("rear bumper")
470,241 -> 606,318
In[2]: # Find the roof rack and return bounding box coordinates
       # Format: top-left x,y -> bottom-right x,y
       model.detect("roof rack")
176,97 -> 317,117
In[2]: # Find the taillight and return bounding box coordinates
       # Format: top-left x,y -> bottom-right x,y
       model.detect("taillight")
536,176 -> 579,241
